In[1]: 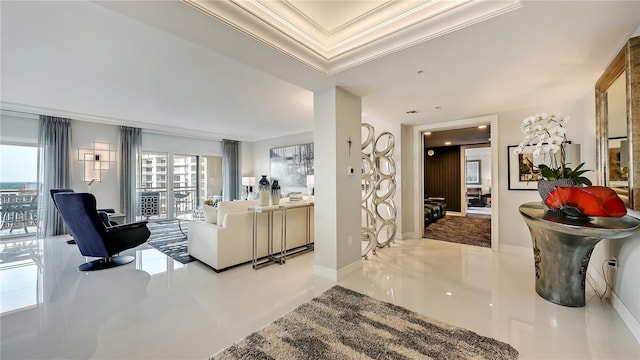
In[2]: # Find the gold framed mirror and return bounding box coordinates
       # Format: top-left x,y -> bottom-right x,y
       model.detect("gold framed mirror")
596,36 -> 640,210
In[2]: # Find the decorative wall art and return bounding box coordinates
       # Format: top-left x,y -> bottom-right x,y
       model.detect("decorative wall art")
465,160 -> 481,184
270,143 -> 314,194
507,145 -> 542,190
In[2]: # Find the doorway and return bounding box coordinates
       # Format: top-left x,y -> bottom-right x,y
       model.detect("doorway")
422,125 -> 493,248
463,146 -> 492,216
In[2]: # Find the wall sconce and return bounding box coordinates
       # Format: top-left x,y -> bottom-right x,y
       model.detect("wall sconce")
78,142 -> 116,183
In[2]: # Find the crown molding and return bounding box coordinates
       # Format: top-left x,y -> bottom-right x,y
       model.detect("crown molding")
183,0 -> 522,75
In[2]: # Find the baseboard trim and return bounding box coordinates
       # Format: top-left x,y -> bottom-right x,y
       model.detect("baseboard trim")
314,259 -> 362,282
586,266 -> 608,299
612,291 -> 640,344
586,266 -> 640,344
499,244 -> 533,257
401,232 -> 419,240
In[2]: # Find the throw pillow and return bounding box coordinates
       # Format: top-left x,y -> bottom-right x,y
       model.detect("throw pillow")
203,205 -> 217,224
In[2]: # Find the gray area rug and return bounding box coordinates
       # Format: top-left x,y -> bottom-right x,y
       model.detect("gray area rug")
213,285 -> 518,360
146,220 -> 194,264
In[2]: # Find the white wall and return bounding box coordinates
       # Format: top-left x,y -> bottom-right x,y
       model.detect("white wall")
613,209 -> 640,342
241,141 -> 254,177
249,131 -> 313,194
497,99 -> 593,250
313,87 -> 362,280
401,124 -> 415,239
142,132 -> 222,156
0,111 -> 39,145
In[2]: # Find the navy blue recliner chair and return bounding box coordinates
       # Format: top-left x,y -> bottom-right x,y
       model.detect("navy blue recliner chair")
50,189 -> 119,244
54,192 -> 150,271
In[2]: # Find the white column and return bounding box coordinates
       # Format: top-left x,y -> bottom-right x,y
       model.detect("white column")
313,87 -> 363,281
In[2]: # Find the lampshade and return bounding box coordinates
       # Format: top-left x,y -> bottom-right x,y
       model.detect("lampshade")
556,143 -> 581,169
242,176 -> 256,186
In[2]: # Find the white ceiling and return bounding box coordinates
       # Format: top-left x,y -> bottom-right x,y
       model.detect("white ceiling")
1,1 -> 639,142
184,0 -> 521,73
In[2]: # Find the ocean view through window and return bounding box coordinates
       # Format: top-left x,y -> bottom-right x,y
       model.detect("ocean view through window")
0,144 -> 38,237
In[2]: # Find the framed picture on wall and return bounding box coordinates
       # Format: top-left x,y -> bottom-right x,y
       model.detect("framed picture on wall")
465,160 -> 481,184
507,145 -> 542,190
270,143 -> 314,193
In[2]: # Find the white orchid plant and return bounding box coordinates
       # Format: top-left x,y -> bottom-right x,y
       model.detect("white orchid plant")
514,113 -> 591,185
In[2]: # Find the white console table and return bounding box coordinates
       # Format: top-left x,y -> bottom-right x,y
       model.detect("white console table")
249,201 -> 314,269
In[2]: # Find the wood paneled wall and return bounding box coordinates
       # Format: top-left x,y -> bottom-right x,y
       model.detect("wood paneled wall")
424,146 -> 461,212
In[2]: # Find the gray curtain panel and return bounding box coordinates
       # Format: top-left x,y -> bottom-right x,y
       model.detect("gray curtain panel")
120,126 -> 142,223
222,139 -> 240,201
37,116 -> 71,236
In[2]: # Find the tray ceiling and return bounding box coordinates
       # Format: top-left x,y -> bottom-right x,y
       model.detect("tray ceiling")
184,0 -> 522,74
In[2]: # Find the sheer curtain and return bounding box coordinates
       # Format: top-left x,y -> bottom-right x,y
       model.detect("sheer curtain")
120,126 -> 141,223
37,116 -> 71,236
222,139 -> 240,201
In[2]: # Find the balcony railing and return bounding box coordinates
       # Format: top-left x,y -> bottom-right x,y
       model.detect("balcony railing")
136,187 -> 197,221
0,190 -> 38,237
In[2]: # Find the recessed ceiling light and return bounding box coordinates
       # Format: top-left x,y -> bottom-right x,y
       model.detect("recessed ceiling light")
425,132 -> 432,135
444,141 -> 451,145
406,110 -> 419,114
446,292 -> 453,296
478,125 -> 487,129
435,106 -> 442,110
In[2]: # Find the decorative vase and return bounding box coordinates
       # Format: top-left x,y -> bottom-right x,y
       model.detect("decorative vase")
259,175 -> 270,206
271,180 -> 281,205
537,178 -> 578,202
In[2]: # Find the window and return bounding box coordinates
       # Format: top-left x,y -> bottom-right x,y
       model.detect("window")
0,144 -> 38,237
138,152 -> 222,220
139,152 -> 169,219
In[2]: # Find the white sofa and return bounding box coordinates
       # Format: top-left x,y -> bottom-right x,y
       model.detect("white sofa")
188,199 -> 314,271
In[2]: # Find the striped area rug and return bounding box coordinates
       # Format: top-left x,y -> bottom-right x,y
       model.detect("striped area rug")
146,220 -> 194,264
213,285 -> 518,360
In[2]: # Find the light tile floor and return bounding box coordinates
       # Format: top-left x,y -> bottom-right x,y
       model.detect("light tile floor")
1,235 -> 639,359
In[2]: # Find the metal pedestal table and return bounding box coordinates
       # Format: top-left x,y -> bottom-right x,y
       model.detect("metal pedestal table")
519,202 -> 639,307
